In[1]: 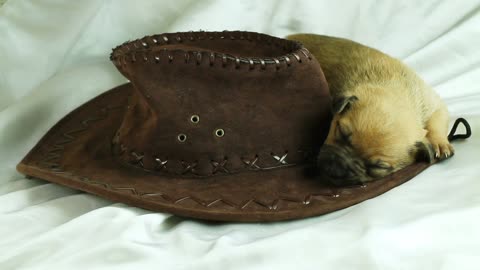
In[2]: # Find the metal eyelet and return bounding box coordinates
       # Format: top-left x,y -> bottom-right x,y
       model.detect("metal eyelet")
190,115 -> 200,123
214,128 -> 225,137
177,134 -> 187,142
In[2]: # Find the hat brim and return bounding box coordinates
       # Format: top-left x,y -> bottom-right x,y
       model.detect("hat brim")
17,83 -> 430,222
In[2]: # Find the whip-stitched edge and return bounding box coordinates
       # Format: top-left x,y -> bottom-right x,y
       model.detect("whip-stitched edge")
109,31 -> 313,71
37,101 -> 365,212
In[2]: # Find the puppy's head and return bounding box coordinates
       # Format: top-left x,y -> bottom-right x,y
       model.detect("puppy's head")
317,90 -> 434,186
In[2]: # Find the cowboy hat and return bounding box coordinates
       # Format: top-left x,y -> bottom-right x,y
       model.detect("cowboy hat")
17,31 -> 431,222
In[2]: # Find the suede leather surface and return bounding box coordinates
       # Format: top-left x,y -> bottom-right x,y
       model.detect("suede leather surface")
16,31 -> 430,222
110,31 -> 331,177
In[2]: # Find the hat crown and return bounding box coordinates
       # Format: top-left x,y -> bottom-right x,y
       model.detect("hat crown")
109,31 -> 331,177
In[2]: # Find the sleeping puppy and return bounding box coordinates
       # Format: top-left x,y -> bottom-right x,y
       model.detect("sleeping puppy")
287,34 -> 452,185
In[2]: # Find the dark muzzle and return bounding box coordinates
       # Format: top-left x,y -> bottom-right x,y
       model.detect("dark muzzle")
317,144 -> 368,185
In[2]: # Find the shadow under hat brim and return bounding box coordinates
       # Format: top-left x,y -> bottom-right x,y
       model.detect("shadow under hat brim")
17,83 -> 430,222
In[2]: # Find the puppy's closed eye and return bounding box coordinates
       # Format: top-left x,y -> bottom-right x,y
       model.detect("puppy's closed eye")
366,160 -> 393,177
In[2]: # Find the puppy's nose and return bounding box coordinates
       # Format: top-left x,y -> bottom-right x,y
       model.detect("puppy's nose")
317,145 -> 356,184
322,161 -> 352,179
317,150 -> 352,178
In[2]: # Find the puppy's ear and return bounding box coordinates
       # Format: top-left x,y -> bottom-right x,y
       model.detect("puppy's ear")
332,96 -> 358,114
414,141 -> 435,164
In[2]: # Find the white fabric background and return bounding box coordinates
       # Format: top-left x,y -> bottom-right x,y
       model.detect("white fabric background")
1,1 -> 479,269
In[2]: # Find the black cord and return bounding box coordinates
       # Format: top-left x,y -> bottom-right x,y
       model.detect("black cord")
448,118 -> 472,142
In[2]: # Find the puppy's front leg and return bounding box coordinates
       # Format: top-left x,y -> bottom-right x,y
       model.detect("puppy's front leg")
426,105 -> 454,160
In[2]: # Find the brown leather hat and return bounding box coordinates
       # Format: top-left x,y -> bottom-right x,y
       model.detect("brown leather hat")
17,31 -> 430,222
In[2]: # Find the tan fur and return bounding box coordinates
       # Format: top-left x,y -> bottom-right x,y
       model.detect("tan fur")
287,34 -> 452,180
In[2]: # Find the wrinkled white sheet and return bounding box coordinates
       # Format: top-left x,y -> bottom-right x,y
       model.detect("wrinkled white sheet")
1,0 -> 479,269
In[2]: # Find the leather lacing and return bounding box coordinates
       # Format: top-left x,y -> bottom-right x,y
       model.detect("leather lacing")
109,31 -> 312,71
115,144 -> 301,177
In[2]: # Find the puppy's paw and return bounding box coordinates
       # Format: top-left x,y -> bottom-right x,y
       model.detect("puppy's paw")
428,136 -> 454,160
